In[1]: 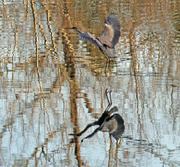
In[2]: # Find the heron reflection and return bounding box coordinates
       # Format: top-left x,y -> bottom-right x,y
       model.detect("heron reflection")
70,89 -> 125,142
68,12 -> 120,58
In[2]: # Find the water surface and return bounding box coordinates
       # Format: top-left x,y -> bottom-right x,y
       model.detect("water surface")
0,0 -> 180,166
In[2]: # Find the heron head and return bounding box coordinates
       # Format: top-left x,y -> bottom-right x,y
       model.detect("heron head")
105,20 -> 110,26
69,27 -> 78,30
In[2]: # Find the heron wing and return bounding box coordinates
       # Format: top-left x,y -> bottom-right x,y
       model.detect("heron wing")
79,32 -> 106,52
99,12 -> 120,47
105,114 -> 125,140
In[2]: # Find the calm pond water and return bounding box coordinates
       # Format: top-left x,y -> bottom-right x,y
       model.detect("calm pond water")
0,0 -> 180,166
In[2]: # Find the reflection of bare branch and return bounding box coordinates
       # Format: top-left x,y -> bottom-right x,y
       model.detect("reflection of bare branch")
0,117 -> 14,145
30,0 -> 39,67
30,0 -> 43,92
47,10 -> 57,54
25,129 -> 61,165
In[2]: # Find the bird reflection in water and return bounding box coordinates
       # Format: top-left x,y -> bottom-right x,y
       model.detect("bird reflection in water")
69,89 -> 125,145
68,12 -> 121,59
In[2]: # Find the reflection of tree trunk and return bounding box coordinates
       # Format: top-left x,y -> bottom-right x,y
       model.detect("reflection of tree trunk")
168,7 -> 180,84
129,10 -> 144,141
129,21 -> 139,102
62,10 -> 82,165
69,89 -> 82,166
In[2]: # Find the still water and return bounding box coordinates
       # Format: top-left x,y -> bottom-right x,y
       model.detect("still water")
0,0 -> 180,166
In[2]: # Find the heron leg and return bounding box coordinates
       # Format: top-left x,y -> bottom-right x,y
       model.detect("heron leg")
105,59 -> 108,75
116,136 -> 123,148
106,59 -> 112,74
81,126 -> 101,142
109,134 -> 113,145
115,137 -> 121,161
69,121 -> 99,136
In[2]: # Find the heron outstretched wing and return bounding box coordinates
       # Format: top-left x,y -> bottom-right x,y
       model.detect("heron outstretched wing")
98,12 -> 120,47
80,32 -> 115,56
79,31 -> 107,52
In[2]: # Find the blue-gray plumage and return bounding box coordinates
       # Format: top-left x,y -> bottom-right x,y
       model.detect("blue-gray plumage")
69,89 -> 125,142
68,12 -> 121,57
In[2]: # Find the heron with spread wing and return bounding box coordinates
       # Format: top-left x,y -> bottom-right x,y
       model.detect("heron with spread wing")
69,89 -> 125,143
68,12 -> 121,57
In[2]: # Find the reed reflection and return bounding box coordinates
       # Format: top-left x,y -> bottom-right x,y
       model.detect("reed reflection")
70,89 -> 125,143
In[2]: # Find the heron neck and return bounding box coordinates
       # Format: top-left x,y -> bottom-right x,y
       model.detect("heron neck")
74,28 -> 81,33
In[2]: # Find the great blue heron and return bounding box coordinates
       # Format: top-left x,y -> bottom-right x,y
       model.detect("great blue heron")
69,89 -> 125,142
68,12 -> 121,58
